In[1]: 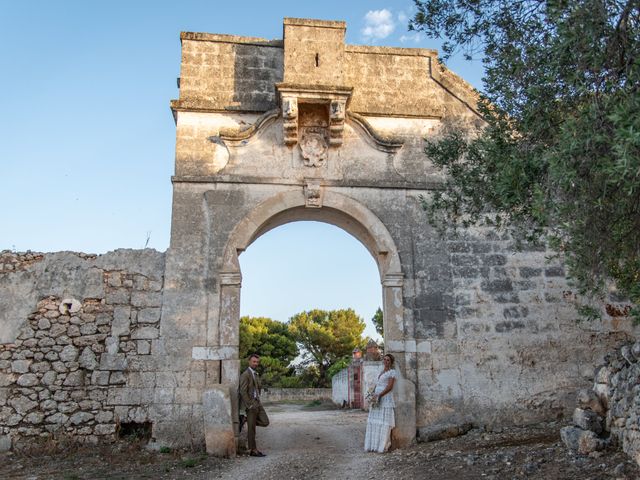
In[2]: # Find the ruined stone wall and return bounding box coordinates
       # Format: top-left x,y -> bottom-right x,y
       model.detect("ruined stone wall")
419,225 -> 633,431
0,250 -> 165,450
562,341 -> 640,466
601,344 -> 640,460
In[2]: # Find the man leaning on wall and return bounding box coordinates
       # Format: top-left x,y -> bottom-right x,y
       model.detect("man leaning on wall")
238,353 -> 270,457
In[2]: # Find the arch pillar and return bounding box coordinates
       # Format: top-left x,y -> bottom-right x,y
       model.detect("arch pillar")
218,272 -> 242,384
382,273 -> 416,448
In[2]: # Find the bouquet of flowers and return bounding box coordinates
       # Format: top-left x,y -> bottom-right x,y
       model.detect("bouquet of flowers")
365,386 -> 378,408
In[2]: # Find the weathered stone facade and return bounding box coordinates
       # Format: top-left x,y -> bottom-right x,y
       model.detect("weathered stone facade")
165,17 -> 636,452
1,18 -> 637,454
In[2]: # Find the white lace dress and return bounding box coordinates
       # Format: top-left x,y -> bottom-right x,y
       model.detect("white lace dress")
364,368 -> 397,452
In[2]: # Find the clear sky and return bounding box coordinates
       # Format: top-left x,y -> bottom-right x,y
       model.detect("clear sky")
1,1 -> 484,339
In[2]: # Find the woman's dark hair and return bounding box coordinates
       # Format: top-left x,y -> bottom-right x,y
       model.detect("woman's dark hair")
383,353 -> 395,368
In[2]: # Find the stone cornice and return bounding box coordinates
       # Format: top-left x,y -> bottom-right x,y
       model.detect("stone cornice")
275,83 -> 353,98
171,175 -> 445,191
180,31 -> 283,48
283,18 -> 346,29
345,44 -> 438,57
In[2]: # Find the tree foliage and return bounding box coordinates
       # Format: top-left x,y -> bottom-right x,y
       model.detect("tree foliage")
371,307 -> 384,337
289,308 -> 366,387
326,357 -> 352,380
239,316 -> 299,387
410,0 -> 640,315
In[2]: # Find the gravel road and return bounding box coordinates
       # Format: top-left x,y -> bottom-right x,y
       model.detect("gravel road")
215,404 -> 381,480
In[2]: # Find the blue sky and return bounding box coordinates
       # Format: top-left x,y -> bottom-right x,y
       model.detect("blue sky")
1,1 -> 484,339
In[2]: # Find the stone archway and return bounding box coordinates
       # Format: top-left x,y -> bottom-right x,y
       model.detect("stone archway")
158,16 -> 627,458
1,16 -> 635,459
215,189 -> 415,448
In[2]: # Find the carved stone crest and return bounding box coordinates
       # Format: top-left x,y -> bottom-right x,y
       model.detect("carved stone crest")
304,179 -> 323,208
299,128 -> 328,167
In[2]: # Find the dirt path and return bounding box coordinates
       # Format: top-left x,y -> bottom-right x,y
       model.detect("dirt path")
1,403 -> 638,479
213,404 -> 382,480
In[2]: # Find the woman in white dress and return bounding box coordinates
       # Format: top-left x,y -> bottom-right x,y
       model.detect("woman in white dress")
364,353 -> 397,452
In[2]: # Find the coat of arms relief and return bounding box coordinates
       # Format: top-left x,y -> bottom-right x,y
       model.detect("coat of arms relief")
299,128 -> 329,167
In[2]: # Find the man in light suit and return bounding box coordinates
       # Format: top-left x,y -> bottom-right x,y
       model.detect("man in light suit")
239,353 -> 270,457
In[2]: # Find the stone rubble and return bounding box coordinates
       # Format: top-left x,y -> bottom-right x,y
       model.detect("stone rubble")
561,340 -> 640,466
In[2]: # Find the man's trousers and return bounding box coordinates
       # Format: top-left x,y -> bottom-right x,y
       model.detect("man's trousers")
246,404 -> 269,451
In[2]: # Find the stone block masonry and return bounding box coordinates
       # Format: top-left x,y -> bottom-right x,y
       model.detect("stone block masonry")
0,249 -> 165,450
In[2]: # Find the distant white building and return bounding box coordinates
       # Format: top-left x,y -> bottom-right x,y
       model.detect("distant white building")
332,342 -> 383,409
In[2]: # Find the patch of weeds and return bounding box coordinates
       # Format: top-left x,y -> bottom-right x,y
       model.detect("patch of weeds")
159,446 -> 172,454
63,475 -> 81,480
306,400 -> 322,407
181,457 -> 198,468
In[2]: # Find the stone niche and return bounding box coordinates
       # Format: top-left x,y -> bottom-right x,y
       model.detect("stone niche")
278,83 -> 351,165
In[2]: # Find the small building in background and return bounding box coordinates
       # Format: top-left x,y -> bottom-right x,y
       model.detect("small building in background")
332,341 -> 382,409
365,339 -> 381,361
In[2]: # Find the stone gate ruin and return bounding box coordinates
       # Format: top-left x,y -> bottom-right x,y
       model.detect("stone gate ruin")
0,18 -> 635,455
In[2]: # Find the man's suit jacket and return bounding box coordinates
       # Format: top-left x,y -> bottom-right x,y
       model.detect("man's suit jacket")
239,367 -> 261,411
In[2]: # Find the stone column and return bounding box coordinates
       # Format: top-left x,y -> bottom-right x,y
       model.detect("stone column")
382,273 -> 416,448
218,272 -> 241,384
200,271 -> 242,456
383,273 -> 405,346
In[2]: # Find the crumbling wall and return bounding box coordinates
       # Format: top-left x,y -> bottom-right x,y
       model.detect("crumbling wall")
0,249 -> 164,450
562,341 -> 640,466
